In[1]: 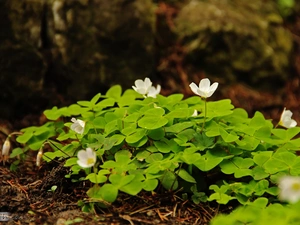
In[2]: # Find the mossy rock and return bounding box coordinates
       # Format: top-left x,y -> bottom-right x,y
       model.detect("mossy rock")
175,0 -> 293,90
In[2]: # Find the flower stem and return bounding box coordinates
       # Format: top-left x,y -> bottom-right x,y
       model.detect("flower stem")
201,98 -> 207,132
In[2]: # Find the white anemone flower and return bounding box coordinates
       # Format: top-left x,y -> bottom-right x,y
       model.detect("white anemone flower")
147,85 -> 161,98
279,108 -> 297,128
189,78 -> 218,98
71,118 -> 85,134
2,139 -> 11,156
132,77 -> 153,95
279,176 -> 300,203
77,147 -> 97,168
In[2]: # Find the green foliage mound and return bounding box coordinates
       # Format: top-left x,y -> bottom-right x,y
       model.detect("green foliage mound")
9,84 -> 300,219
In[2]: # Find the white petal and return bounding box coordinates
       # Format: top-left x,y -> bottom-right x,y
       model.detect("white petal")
77,150 -> 88,161
189,82 -> 200,96
86,147 -> 96,159
147,85 -> 161,98
206,82 -> 219,97
199,78 -> 210,92
156,84 -> 161,93
77,119 -> 85,128
284,109 -> 293,118
77,159 -> 89,168
290,120 -> 297,127
71,117 -> 77,123
134,79 -> 144,88
144,78 -> 152,89
132,86 -> 138,92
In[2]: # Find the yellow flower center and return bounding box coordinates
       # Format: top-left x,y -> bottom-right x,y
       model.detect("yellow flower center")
291,182 -> 300,191
87,158 -> 95,165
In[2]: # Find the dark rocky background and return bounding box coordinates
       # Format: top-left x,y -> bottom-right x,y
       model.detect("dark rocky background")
0,0 -> 300,125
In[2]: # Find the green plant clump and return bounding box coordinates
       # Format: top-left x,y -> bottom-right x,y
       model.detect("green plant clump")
7,79 -> 300,221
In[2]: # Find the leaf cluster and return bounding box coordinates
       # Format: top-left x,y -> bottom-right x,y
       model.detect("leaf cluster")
12,85 -> 300,210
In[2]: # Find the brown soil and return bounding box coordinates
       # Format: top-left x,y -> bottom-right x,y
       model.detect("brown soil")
0,159 -> 219,225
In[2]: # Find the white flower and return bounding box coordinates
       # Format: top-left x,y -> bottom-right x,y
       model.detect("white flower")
132,77 -> 153,95
2,139 -> 11,156
279,176 -> 300,203
189,78 -> 218,98
71,118 -> 85,134
192,110 -> 198,117
279,108 -> 297,128
77,147 -> 97,168
147,85 -> 161,98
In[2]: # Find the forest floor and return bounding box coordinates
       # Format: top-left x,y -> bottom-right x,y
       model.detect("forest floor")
1,75 -> 300,225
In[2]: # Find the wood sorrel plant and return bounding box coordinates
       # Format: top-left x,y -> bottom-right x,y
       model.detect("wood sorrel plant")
9,77 -> 300,213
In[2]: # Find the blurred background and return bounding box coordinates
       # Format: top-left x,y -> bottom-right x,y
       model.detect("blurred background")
0,0 -> 299,128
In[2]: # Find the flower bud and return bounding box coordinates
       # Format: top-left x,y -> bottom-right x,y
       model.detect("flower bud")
36,149 -> 43,167
2,139 -> 11,156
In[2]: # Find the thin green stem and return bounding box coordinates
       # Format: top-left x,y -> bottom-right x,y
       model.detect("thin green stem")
201,98 -> 207,132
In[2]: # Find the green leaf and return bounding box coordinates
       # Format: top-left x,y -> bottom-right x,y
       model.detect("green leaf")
44,106 -> 67,120
220,128 -> 239,143
144,107 -> 165,116
220,157 -> 254,178
180,152 -> 201,164
208,193 -> 234,204
125,129 -> 147,143
145,153 -> 163,163
16,132 -> 33,143
236,135 -> 260,151
91,93 -> 101,105
123,112 -> 141,123
77,100 -> 92,107
252,166 -> 269,180
106,85 -> 122,100
10,148 -> 24,158
93,117 -> 106,129
154,138 -> 180,153
206,99 -> 234,118
178,169 -> 196,183
252,151 -> 273,166
115,150 -> 132,165
160,171 -> 178,190
64,157 -> 78,167
250,112 -> 272,129
120,176 -> 144,195
128,136 -> 148,148
272,127 -> 300,141
166,108 -> 194,119
143,179 -> 158,191
86,172 -> 107,184
138,116 -> 168,130
264,151 -> 296,174
118,95 -> 136,107
193,150 -> 223,171
165,122 -> 194,133
99,184 -> 118,203
192,132 -> 215,150
148,128 -> 165,140
157,94 -> 184,106
109,174 -> 135,188
95,98 -> 115,109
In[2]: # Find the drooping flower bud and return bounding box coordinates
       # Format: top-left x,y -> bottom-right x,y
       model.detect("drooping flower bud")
2,139 -> 11,156
36,149 -> 43,167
